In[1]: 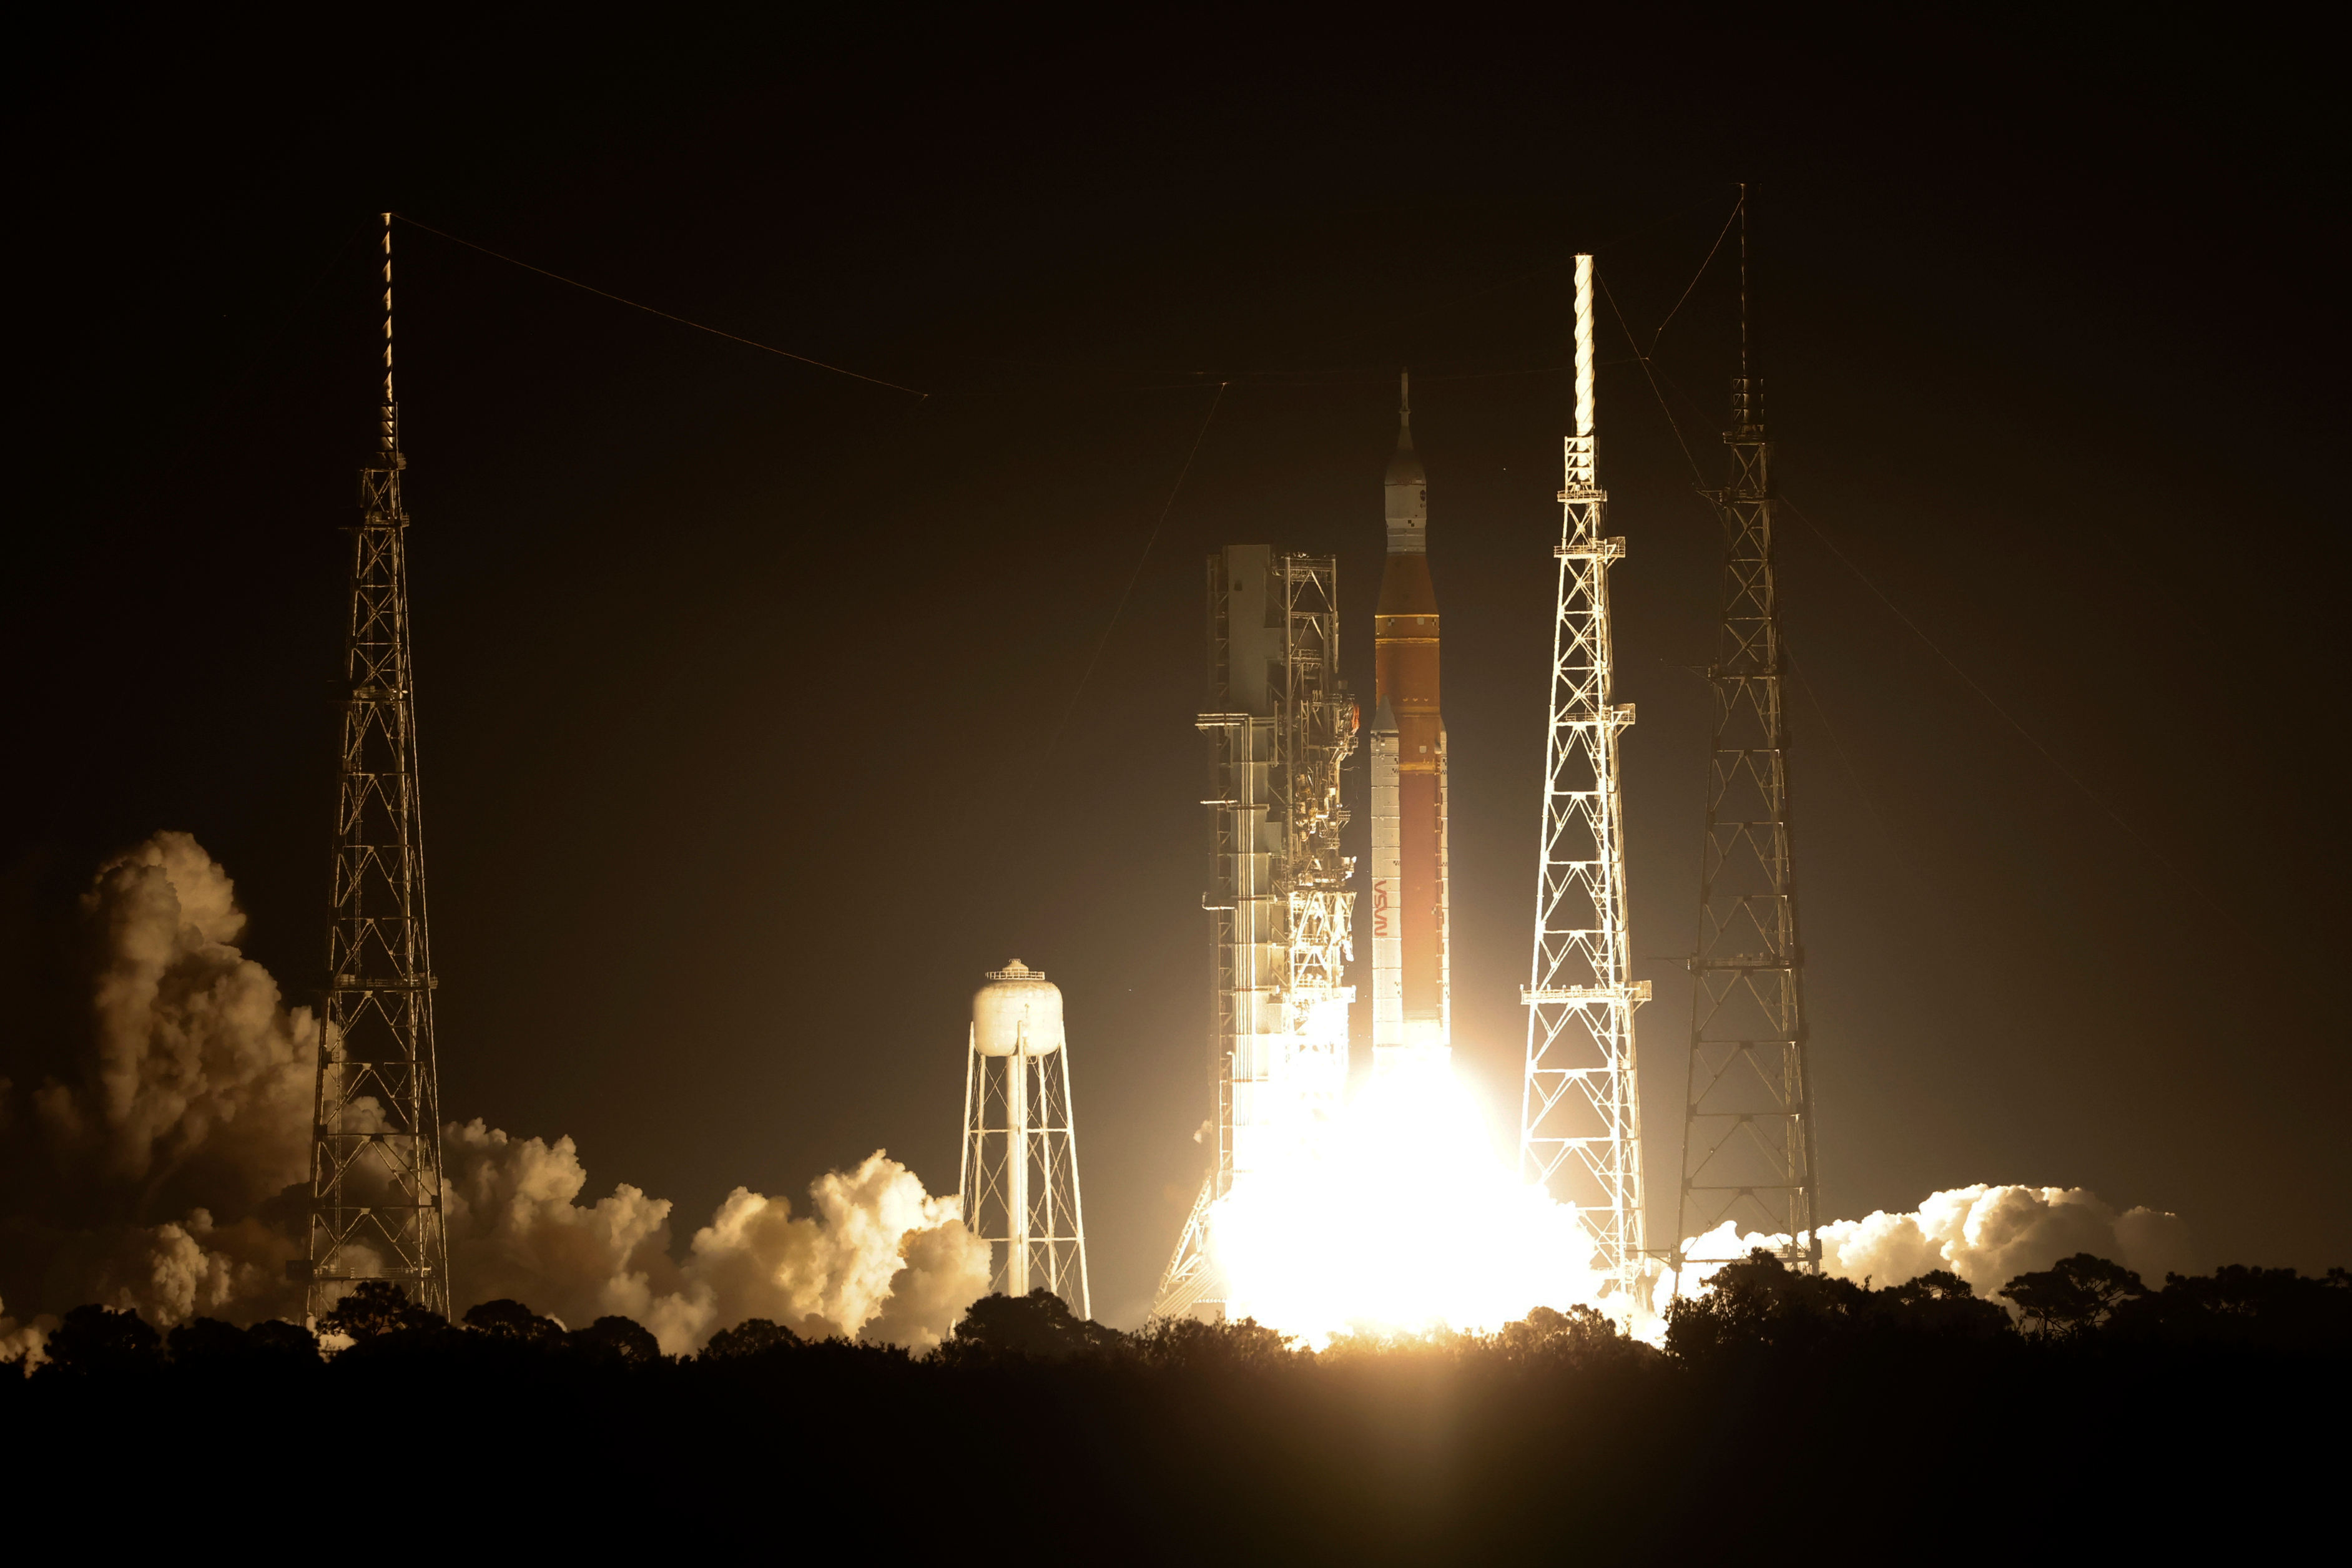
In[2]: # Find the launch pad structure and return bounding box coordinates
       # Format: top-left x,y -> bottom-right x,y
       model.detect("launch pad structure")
1675,192 -> 1821,1278
298,213 -> 451,1318
1153,546 -> 1357,1322
1518,254 -> 1652,1313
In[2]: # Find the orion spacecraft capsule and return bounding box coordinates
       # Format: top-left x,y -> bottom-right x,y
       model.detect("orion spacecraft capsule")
1370,373 -> 1450,1071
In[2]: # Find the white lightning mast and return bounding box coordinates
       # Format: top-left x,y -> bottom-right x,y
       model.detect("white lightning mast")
1519,253 -> 1652,1312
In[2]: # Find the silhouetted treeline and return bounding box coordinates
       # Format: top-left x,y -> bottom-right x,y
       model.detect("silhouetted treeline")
9,1257 -> 2340,1556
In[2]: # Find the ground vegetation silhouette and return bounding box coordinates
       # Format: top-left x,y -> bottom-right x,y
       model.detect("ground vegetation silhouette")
9,1253 -> 2340,1554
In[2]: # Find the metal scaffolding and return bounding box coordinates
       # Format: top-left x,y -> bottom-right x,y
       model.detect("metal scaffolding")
298,213 -> 450,1318
1519,255 -> 1651,1311
1153,546 -> 1356,1322
1675,191 -> 1820,1280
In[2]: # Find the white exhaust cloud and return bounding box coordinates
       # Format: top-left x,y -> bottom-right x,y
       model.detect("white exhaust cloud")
29,831 -> 317,1213
2,833 -> 2216,1358
1,833 -> 986,1354
442,1120 -> 987,1355
1675,1182 -> 2200,1304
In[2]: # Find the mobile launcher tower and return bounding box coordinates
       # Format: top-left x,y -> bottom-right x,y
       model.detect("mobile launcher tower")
1152,547 -> 1357,1322
960,961 -> 1091,1317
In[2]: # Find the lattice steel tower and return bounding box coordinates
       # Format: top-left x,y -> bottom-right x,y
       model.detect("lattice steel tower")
1674,190 -> 1819,1280
1519,255 -> 1651,1311
1152,547 -> 1356,1322
300,213 -> 450,1318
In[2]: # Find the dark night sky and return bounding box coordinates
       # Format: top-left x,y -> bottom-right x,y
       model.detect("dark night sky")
7,21 -> 2338,1323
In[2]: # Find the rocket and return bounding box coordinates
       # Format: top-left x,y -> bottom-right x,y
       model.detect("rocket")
1370,373 -> 1450,1071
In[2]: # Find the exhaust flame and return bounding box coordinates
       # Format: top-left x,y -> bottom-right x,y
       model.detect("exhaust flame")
1208,1052 -> 1612,1346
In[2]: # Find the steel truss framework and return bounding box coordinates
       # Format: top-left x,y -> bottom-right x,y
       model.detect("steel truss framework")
960,1016 -> 1090,1318
1520,255 -> 1651,1308
1153,549 -> 1356,1322
300,214 -> 450,1318
1675,224 -> 1819,1273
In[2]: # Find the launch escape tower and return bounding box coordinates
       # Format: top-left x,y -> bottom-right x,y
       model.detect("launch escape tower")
300,213 -> 451,1318
1151,547 -> 1357,1322
961,961 -> 1091,1316
1674,194 -> 1821,1280
1518,255 -> 1651,1311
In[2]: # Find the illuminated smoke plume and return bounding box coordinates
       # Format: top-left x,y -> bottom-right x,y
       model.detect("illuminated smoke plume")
1208,1052 -> 2202,1345
1676,1183 -> 2199,1303
443,1122 -> 988,1355
41,833 -> 319,1205
0,832 -> 313,1333
1210,1054 -> 1605,1346
0,833 -> 985,1354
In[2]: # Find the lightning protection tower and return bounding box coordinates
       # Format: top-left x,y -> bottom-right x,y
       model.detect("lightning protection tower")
961,961 -> 1091,1316
1151,547 -> 1356,1323
1519,254 -> 1652,1313
299,213 -> 451,1319
1674,189 -> 1820,1283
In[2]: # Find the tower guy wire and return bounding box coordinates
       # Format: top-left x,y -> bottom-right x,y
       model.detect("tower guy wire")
1774,493 -> 2152,851
1592,190 -> 2152,865
298,213 -> 451,1320
391,213 -> 929,398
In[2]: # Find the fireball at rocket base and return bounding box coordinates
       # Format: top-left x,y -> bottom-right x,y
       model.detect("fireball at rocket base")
1370,373 -> 1449,1070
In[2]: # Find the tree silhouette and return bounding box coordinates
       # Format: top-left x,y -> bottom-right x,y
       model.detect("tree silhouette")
462,1298 -> 568,1345
571,1315 -> 662,1363
1872,1270 -> 2010,1340
1999,1253 -> 2145,1339
166,1316 -> 258,1364
42,1305 -> 162,1373
2106,1264 -> 2352,1351
702,1318 -> 802,1360
1664,1248 -> 1869,1363
247,1320 -> 321,1361
319,1279 -> 446,1342
1131,1313 -> 1296,1372
1490,1304 -> 1640,1368
938,1288 -> 1128,1365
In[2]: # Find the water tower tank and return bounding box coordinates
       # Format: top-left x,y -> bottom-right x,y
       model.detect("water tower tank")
972,959 -> 1064,1057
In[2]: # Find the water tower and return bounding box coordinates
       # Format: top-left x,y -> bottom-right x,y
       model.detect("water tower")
959,960 -> 1091,1316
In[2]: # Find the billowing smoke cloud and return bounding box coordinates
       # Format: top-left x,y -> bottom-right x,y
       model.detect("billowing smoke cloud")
1,833 -> 985,1354
0,832 -> 313,1333
35,833 -> 318,1204
1676,1183 -> 2200,1306
441,1120 -> 987,1355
